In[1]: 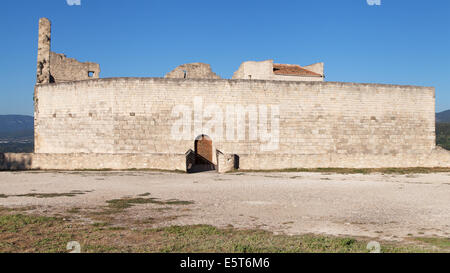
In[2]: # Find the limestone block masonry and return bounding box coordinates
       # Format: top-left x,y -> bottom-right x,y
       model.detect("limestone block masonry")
24,77 -> 450,171
36,18 -> 51,84
50,52 -> 100,83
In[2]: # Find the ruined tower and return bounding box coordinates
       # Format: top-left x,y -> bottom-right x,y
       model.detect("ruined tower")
36,18 -> 51,84
35,18 -> 101,84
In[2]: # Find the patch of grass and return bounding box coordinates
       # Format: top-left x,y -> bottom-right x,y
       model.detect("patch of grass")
436,123 -> 450,150
15,193 -> 82,198
414,237 -> 450,249
0,206 -> 11,213
234,167 -> 450,175
91,222 -> 111,231
66,208 -> 81,214
138,193 -> 151,197
6,206 -> 37,212
135,217 -> 156,225
0,211 -> 439,253
33,233 -> 73,253
0,191 -> 89,199
164,199 -> 195,205
155,225 -> 225,237
135,215 -> 182,226
233,244 -> 255,253
154,207 -> 173,212
71,190 -> 93,193
107,226 -> 126,231
105,197 -> 194,211
82,244 -> 125,253
106,197 -> 159,210
0,214 -> 58,233
93,196 -> 194,216
92,222 -> 110,227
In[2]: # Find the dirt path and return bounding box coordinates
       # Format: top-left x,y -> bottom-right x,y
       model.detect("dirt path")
0,171 -> 449,241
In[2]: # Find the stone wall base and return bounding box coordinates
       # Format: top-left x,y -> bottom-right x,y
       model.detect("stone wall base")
1,149 -> 449,172
0,153 -> 186,171
239,148 -> 450,170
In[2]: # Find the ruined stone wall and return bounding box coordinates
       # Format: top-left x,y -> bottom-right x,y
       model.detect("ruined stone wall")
49,52 -> 100,83
36,18 -> 51,84
165,63 -> 221,79
35,18 -> 100,84
232,60 -> 323,82
232,60 -> 273,80
34,78 -> 445,169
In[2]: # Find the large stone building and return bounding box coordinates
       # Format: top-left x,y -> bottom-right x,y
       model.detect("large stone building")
2,18 -> 450,171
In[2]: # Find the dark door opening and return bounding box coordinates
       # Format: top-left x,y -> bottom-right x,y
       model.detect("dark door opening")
186,134 -> 216,173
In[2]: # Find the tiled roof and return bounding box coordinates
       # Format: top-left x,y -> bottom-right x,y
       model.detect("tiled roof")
273,64 -> 322,77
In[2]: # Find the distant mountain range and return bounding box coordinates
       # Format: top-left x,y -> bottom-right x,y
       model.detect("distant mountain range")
436,110 -> 450,123
0,115 -> 34,152
0,115 -> 33,137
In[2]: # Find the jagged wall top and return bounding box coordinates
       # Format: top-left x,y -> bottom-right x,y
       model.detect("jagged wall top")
36,18 -> 101,85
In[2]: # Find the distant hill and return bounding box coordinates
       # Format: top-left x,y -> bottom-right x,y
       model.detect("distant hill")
0,115 -> 34,153
436,110 -> 450,123
0,115 -> 34,137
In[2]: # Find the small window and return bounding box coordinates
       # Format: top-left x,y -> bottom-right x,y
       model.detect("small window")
88,71 -> 95,78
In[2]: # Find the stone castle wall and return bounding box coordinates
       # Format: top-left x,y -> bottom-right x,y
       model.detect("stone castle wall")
49,52 -> 100,83
30,77 -> 447,170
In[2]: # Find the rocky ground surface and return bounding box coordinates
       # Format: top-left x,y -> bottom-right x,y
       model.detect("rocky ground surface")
0,171 -> 449,242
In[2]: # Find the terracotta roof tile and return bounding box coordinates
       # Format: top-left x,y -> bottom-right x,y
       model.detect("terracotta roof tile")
273,63 -> 322,77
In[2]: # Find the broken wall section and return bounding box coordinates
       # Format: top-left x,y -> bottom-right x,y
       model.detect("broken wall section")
36,18 -> 101,84
49,52 -> 100,83
165,63 -> 221,79
36,18 -> 51,84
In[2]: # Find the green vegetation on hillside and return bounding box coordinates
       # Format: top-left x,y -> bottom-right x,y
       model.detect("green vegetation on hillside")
0,143 -> 33,153
436,123 -> 450,150
436,110 -> 450,123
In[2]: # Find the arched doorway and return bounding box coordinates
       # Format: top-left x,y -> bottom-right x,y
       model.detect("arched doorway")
186,135 -> 216,173
195,134 -> 213,163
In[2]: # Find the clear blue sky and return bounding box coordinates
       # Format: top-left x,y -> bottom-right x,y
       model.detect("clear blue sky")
0,0 -> 449,115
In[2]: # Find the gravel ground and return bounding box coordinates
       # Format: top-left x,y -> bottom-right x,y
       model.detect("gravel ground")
0,171 -> 449,241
